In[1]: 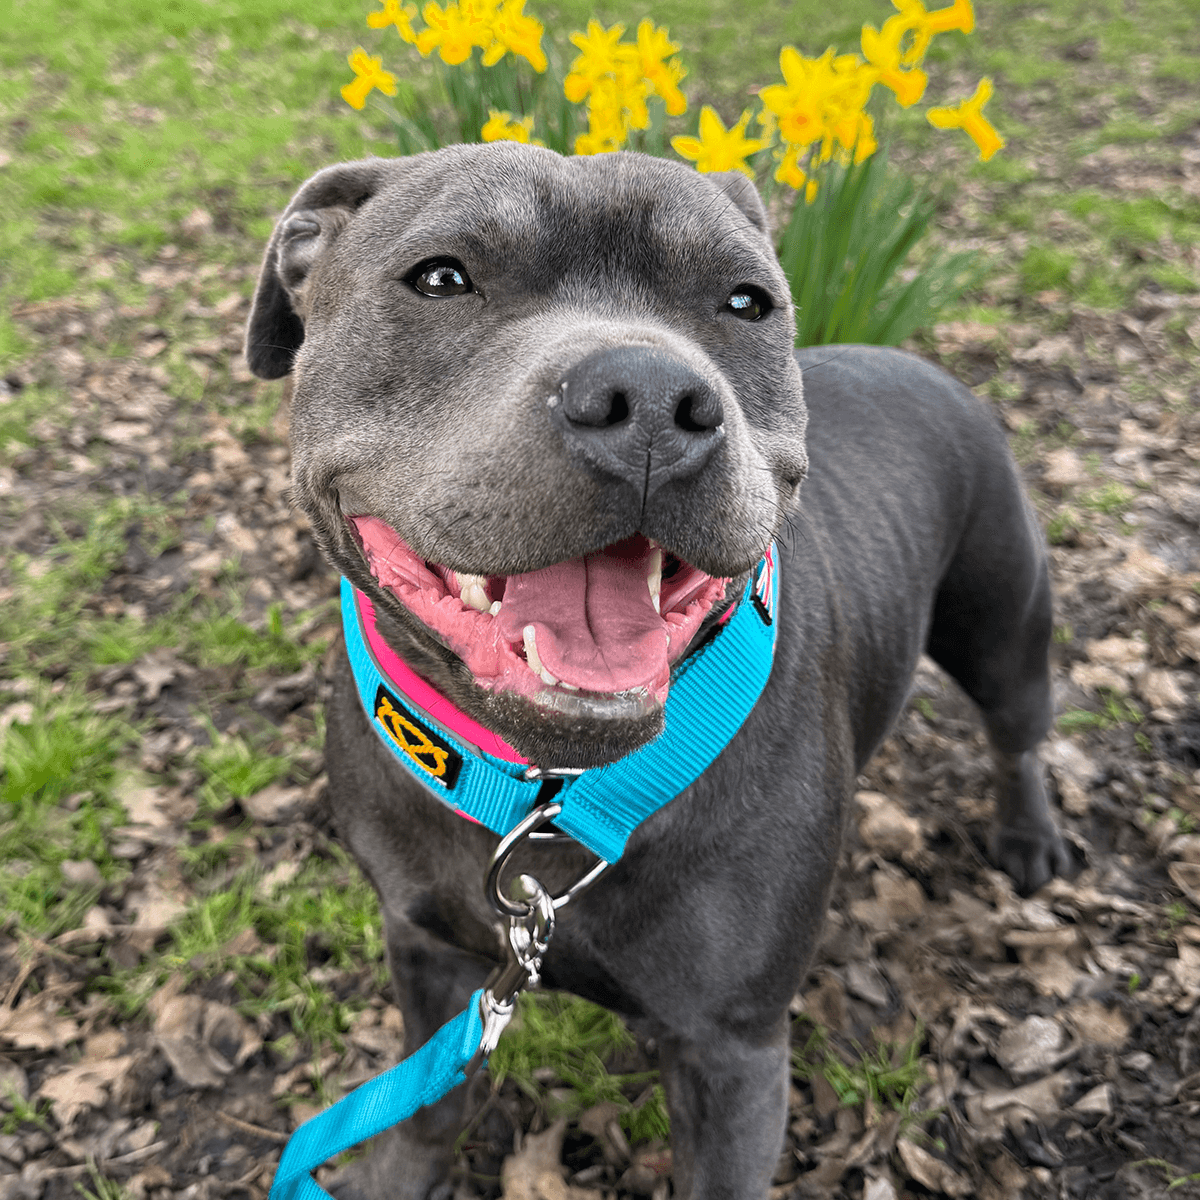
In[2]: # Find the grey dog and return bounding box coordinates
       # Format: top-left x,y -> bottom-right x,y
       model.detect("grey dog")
245,142 -> 1070,1199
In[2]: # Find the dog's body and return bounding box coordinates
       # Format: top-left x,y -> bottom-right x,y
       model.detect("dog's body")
246,143 -> 1068,1199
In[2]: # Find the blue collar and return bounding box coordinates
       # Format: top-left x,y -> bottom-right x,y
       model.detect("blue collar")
340,546 -> 778,863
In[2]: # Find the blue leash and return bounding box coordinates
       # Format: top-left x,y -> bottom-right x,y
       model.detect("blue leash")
269,994 -> 484,1200
268,551 -> 779,1198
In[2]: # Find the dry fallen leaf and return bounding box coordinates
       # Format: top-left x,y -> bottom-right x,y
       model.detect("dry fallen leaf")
995,1015 -> 1067,1078
896,1138 -> 972,1197
0,996 -> 81,1052
501,1119 -> 603,1200
38,1055 -> 134,1129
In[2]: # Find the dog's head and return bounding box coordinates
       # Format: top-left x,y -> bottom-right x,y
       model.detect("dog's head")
247,143 -> 806,767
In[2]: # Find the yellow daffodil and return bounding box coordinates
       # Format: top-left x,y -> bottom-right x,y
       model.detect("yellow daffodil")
759,47 -> 830,151
635,19 -> 688,116
564,20 -> 631,102
483,0 -> 547,70
891,0 -> 974,64
481,108 -> 542,143
860,17 -> 928,107
824,109 -> 877,163
367,0 -> 419,44
574,81 -> 632,154
417,0 -> 486,65
341,47 -> 399,110
927,76 -> 1004,159
775,143 -> 808,189
671,105 -> 766,178
760,46 -> 877,162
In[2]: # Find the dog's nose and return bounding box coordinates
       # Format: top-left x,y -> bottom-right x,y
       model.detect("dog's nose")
551,346 -> 725,503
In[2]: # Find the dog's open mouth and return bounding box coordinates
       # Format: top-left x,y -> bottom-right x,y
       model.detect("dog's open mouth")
350,515 -> 729,705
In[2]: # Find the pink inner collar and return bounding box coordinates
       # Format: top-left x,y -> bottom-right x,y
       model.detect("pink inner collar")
357,588 -> 529,764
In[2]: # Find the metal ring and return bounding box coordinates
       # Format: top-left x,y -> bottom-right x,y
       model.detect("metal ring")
485,802 -> 610,918
486,803 -> 564,918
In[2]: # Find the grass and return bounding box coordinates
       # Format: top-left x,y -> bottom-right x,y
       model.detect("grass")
1058,689 -> 1144,735
76,1161 -> 136,1200
489,992 -> 670,1137
792,1019 -> 930,1121
0,691 -> 132,937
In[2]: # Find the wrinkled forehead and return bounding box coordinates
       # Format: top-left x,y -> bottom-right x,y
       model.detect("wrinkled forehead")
355,148 -> 774,284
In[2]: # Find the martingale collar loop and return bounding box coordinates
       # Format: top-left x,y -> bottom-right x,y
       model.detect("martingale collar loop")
341,545 -> 779,864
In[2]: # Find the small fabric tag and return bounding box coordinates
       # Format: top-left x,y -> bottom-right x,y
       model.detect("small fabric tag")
374,682 -> 463,789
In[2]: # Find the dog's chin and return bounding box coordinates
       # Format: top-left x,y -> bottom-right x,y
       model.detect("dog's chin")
459,685 -> 667,769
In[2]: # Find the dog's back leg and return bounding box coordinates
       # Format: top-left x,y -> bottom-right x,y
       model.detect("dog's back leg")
924,441 -> 1072,894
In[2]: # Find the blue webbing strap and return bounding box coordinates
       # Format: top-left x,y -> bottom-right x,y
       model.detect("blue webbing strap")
555,577 -> 776,861
269,992 -> 484,1200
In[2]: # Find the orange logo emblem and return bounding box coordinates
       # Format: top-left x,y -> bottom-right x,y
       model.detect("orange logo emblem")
376,694 -> 451,778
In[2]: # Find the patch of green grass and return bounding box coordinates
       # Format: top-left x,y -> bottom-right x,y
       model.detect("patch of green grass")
1068,193 -> 1200,250
1,1088 -> 54,1136
0,690 -> 133,936
76,1161 -> 135,1200
1020,244 -> 1076,294
1078,482 -> 1133,517
0,493 -> 182,670
489,992 -> 668,1137
1058,688 -> 1144,735
188,601 -> 320,673
102,845 -> 385,1049
1046,507 -> 1082,545
793,1019 -> 929,1118
195,725 -> 292,815
1149,262 -> 1198,293
0,386 -> 70,462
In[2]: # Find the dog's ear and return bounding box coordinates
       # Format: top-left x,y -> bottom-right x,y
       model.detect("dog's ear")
706,172 -> 771,237
245,159 -> 392,379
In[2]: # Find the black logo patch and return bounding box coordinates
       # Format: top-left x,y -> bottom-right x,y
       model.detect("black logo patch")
374,684 -> 462,789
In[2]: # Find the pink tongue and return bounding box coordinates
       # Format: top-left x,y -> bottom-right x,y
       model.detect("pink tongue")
496,540 -> 669,692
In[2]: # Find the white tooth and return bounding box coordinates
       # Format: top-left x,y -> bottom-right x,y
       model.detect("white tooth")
455,572 -> 490,613
647,546 -> 663,614
523,625 -> 544,676
522,625 -> 558,686
558,681 -> 578,691
489,600 -> 502,616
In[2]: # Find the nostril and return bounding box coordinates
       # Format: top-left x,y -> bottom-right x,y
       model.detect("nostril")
674,393 -> 706,433
608,390 -> 629,426
675,392 -> 722,433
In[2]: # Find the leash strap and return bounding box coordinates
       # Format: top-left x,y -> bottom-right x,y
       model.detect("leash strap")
341,547 -> 778,862
269,992 -> 484,1200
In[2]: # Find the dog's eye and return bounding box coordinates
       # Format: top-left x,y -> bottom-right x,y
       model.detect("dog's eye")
725,286 -> 772,321
408,259 -> 473,297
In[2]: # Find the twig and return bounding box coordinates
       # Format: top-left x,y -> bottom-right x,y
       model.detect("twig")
216,1109 -> 291,1144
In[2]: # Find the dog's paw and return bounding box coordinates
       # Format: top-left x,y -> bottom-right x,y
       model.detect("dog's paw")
990,823 -> 1073,896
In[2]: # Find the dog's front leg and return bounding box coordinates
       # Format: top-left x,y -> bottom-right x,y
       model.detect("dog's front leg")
657,1017 -> 791,1200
